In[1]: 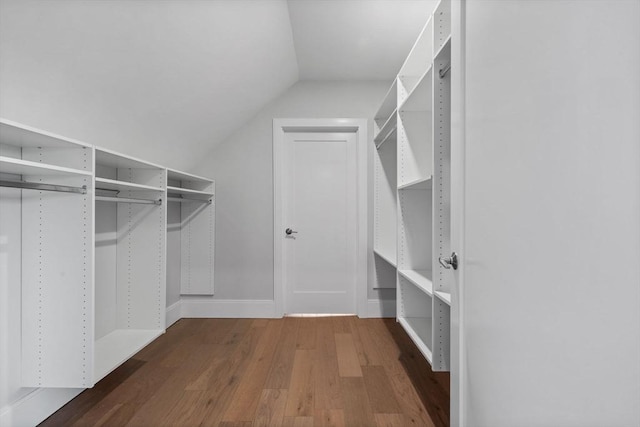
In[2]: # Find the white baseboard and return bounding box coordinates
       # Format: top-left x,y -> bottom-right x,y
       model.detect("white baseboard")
0,387 -> 83,427
366,299 -> 396,318
181,299 -> 279,318
165,300 -> 182,327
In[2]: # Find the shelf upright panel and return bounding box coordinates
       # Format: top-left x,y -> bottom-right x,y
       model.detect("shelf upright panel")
166,168 -> 215,296
0,120 -> 96,388
431,6 -> 452,373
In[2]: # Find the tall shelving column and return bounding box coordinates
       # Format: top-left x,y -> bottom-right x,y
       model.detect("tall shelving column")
373,82 -> 398,288
94,148 -> 166,383
396,17 -> 436,363
0,120 -> 94,388
431,0 -> 452,371
166,169 -> 215,296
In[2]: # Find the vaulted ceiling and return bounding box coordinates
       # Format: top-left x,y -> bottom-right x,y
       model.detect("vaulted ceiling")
0,0 -> 436,168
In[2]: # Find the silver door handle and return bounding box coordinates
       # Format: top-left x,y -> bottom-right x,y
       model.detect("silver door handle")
285,228 -> 298,235
438,252 -> 458,270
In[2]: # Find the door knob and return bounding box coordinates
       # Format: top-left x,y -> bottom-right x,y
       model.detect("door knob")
438,252 -> 458,270
285,228 -> 298,235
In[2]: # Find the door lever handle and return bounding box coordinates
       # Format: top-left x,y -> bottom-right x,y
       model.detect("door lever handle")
285,228 -> 298,236
438,252 -> 458,270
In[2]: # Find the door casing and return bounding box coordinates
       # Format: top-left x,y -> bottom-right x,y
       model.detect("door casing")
273,118 -> 368,317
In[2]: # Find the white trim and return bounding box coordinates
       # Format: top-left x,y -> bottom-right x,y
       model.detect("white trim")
451,1 -> 466,425
0,388 -> 83,427
180,299 -> 278,318
366,299 -> 396,318
273,118 -> 369,317
165,301 -> 182,327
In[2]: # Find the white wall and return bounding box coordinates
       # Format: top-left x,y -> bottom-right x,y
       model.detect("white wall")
0,0 -> 298,171
191,80 -> 394,303
456,0 -> 640,425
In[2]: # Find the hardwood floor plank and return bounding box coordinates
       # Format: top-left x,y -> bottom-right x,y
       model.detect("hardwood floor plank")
252,389 -> 288,427
284,349 -> 315,417
361,365 -> 402,414
374,413 -> 409,427
296,317 -> 318,350
223,320 -> 284,421
334,333 -> 363,377
315,409 -> 346,427
355,319 -> 385,366
331,316 -> 351,334
283,416 -> 314,427
264,316 -> 300,389
340,377 -> 376,427
314,317 -> 343,410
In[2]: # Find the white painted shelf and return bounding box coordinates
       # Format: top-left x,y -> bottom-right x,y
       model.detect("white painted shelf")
374,248 -> 397,268
375,80 -> 398,124
398,316 -> 433,363
435,291 -> 451,306
94,329 -> 163,382
166,185 -> 214,200
399,269 -> 433,296
399,67 -> 433,113
398,176 -> 433,191
0,156 -> 91,177
95,177 -> 164,192
375,127 -> 397,149
373,109 -> 397,144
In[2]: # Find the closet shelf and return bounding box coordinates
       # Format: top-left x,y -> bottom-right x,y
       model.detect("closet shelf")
399,67 -> 433,112
95,177 -> 164,192
0,156 -> 91,177
434,35 -> 452,61
374,248 -> 397,268
166,185 -> 214,200
374,80 -> 398,124
399,269 -> 433,296
398,176 -> 433,190
373,109 -> 397,144
398,316 -> 433,363
375,128 -> 397,149
94,329 -> 164,382
435,291 -> 451,306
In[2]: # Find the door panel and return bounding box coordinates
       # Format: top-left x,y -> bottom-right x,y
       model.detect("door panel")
284,132 -> 357,314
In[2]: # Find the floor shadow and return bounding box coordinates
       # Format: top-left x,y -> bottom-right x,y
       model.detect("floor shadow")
382,318 -> 450,427
38,357 -> 146,426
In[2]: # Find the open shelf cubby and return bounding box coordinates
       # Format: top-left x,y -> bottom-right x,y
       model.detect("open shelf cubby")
398,274 -> 434,363
1,120 -> 95,388
94,149 -> 166,383
166,169 -> 215,296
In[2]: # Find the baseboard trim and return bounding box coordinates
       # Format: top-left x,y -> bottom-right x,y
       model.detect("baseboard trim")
366,299 -> 396,318
165,300 -> 182,327
0,387 -> 83,427
181,299 -> 279,318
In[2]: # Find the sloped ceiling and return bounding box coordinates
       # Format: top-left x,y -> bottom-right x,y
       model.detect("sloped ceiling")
288,0 -> 438,80
0,0 -> 436,169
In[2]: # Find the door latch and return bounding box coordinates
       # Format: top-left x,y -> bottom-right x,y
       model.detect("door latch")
285,228 -> 298,236
438,252 -> 458,270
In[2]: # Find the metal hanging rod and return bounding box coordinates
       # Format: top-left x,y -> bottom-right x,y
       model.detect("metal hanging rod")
0,179 -> 87,194
95,187 -> 120,194
95,195 -> 162,205
439,63 -> 451,78
167,196 -> 212,204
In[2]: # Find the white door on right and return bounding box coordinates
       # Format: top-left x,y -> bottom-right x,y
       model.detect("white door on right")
455,1 -> 640,426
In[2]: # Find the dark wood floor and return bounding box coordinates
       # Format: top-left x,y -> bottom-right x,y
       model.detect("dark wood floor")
40,317 -> 449,427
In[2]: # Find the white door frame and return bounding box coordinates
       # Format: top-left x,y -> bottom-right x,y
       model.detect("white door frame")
273,118 -> 368,317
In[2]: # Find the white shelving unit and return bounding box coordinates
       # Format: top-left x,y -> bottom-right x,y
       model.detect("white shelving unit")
372,0 -> 452,371
373,81 -> 398,289
94,148 -> 166,382
166,169 -> 215,296
0,120 -> 94,388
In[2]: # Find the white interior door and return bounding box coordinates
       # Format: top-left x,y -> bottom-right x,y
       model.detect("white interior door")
283,131 -> 357,314
453,1 -> 640,426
